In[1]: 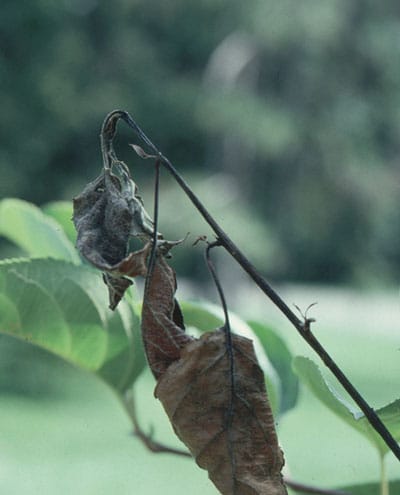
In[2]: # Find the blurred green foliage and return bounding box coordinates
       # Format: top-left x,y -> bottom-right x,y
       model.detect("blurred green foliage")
1,0 -> 400,284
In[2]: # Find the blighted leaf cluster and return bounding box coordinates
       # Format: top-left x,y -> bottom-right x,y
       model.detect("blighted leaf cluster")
73,162 -> 154,309
71,111 -> 288,494
71,153 -> 289,492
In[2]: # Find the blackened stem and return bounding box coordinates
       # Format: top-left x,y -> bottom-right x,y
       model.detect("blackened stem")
101,110 -> 400,462
161,152 -> 400,461
147,159 -> 161,280
205,242 -> 237,477
205,242 -> 233,347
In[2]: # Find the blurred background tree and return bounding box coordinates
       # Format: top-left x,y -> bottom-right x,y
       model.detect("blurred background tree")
1,0 -> 400,285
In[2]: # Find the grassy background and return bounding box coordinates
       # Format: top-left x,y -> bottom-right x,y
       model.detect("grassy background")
0,285 -> 399,494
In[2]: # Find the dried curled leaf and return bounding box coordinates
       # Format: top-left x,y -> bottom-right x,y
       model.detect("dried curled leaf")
141,247 -> 194,379
140,246 -> 287,494
155,330 -> 288,495
73,163 -> 154,309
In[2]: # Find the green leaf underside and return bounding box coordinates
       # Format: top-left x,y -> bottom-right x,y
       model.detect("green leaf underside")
247,320 -> 299,415
180,300 -> 281,416
0,198 -> 80,264
42,201 -> 76,245
338,480 -> 400,494
293,356 -> 400,456
0,258 -> 145,391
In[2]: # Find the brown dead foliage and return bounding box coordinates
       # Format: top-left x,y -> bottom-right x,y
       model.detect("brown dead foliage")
141,249 -> 194,379
155,330 -> 287,495
141,248 -> 287,495
72,111 -> 287,493
72,163 -> 154,309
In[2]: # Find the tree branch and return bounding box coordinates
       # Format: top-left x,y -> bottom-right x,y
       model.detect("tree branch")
102,109 -> 400,462
121,390 -> 192,458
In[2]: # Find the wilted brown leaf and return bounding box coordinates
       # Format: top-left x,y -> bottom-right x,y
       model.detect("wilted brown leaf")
141,248 -> 194,379
155,329 -> 288,495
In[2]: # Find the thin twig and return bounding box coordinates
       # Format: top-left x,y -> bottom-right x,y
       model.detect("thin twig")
146,159 -> 161,280
101,110 -> 400,462
205,241 -> 237,476
205,241 -> 235,377
161,154 -> 400,460
122,390 -> 192,458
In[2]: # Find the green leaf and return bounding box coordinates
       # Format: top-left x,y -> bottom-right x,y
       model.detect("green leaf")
0,198 -> 80,264
338,479 -> 400,494
293,356 -> 400,456
0,269 -> 71,356
0,258 -> 145,391
42,201 -> 76,245
180,300 -> 281,416
247,320 -> 299,415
